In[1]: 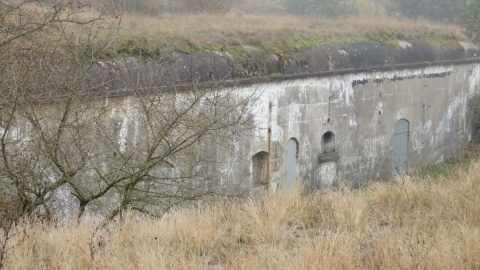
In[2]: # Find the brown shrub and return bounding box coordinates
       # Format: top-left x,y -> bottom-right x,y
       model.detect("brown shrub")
0,194 -> 22,228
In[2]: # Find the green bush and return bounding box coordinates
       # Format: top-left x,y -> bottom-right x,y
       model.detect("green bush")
284,0 -> 357,18
470,94 -> 480,134
386,0 -> 464,22
458,0 -> 480,43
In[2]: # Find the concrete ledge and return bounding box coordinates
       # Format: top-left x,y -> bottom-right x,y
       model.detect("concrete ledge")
318,153 -> 340,163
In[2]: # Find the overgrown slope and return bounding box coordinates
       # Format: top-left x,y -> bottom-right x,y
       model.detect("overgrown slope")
2,153 -> 480,269
110,14 -> 466,59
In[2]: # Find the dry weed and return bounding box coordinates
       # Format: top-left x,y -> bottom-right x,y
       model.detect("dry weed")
113,13 -> 465,54
2,160 -> 480,269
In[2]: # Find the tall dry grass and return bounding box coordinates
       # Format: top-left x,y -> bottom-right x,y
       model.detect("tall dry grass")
3,0 -> 468,59
24,1 -> 465,57
2,158 -> 480,269
119,13 -> 464,42
112,12 -> 465,56
115,0 -> 463,43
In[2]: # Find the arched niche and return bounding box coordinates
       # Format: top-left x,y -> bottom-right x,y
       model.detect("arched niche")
321,131 -> 336,153
252,151 -> 269,185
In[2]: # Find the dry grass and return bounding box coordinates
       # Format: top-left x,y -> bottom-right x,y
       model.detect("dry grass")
115,13 -> 465,51
101,12 -> 468,59
112,0 -> 464,49
10,1 -> 466,58
2,156 -> 480,269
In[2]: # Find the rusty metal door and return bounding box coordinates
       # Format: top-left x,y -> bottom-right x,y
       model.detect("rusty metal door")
392,119 -> 409,176
284,138 -> 298,189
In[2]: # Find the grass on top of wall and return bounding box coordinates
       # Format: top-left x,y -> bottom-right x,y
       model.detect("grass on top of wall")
3,1 -> 468,62
2,148 -> 480,269
9,2 -> 466,61
108,13 -> 465,57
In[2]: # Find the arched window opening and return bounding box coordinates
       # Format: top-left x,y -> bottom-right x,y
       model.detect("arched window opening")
252,151 -> 269,185
322,131 -> 335,153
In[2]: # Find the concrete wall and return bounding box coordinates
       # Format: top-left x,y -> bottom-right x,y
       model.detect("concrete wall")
237,63 -> 480,191
64,61 -> 480,197
83,40 -> 480,195
7,39 -> 480,219
24,61 -> 480,220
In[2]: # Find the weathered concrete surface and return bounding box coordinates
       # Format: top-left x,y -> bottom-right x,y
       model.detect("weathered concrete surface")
239,63 -> 480,190
69,40 -> 480,208
86,59 -> 480,194
9,39 -> 480,218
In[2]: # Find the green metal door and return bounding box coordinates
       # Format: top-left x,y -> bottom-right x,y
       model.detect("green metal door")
392,119 -> 409,175
284,138 -> 298,189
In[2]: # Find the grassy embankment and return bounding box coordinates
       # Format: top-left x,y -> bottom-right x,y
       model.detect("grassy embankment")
2,150 -> 480,269
106,0 -> 462,56
107,13 -> 465,58
8,0 -> 468,62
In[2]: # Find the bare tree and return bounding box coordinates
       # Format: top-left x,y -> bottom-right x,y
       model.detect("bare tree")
0,0 -> 116,216
0,0 -> 256,222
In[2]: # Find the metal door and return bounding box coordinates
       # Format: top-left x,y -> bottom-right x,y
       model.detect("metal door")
284,138 -> 298,189
392,119 -> 409,175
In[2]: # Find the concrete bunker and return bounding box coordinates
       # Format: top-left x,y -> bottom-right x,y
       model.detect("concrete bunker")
15,38 -> 480,219
284,138 -> 299,189
252,151 -> 269,185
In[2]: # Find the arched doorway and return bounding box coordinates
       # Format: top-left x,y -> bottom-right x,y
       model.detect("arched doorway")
392,119 -> 409,176
284,138 -> 298,189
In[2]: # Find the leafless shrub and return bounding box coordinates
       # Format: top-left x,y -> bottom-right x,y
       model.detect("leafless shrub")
0,194 -> 24,270
108,0 -> 167,15
0,0 -> 254,224
169,0 -> 234,14
0,194 -> 22,227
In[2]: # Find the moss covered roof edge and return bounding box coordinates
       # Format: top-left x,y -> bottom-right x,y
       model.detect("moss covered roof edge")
87,39 -> 480,96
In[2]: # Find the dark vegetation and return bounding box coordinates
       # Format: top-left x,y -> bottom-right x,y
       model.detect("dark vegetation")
107,0 -> 236,15
459,0 -> 480,43
283,0 -> 358,17
385,0 -> 464,22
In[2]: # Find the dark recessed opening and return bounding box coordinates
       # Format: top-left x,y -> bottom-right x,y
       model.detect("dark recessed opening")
322,131 -> 335,154
252,151 -> 269,185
